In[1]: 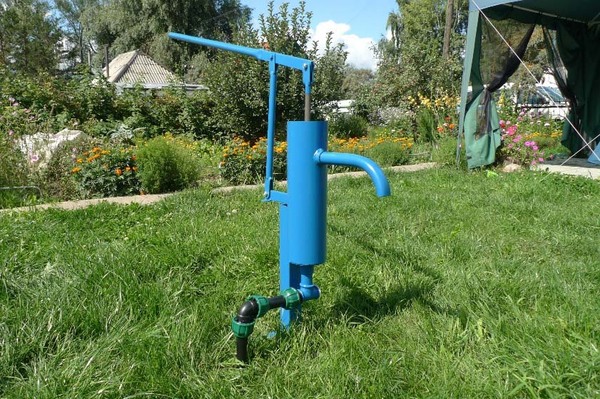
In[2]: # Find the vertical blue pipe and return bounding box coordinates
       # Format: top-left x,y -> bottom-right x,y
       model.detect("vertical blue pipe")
287,121 -> 328,265
279,203 -> 299,326
279,121 -> 327,327
264,59 -> 278,197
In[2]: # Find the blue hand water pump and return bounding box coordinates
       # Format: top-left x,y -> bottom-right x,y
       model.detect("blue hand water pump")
169,32 -> 391,362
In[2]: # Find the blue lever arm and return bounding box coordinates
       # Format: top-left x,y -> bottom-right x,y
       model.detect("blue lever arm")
168,32 -> 315,201
314,150 -> 391,197
168,32 -> 314,94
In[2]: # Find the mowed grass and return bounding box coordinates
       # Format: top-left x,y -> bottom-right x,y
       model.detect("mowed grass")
0,168 -> 599,398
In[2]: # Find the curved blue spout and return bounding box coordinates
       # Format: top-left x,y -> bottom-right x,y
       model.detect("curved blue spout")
314,149 -> 391,197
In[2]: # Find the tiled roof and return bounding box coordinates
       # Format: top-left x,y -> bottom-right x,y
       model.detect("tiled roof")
104,50 -> 178,86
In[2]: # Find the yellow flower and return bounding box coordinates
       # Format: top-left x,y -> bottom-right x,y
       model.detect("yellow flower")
71,166 -> 81,174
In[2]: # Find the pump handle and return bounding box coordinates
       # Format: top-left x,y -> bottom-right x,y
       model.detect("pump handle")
168,32 -> 315,201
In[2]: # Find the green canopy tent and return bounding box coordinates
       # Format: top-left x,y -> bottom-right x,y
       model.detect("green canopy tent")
458,0 -> 600,168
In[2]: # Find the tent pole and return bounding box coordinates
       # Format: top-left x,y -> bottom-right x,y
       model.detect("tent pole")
457,4 -> 481,167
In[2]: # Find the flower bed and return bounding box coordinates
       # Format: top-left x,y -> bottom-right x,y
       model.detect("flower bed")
497,116 -> 563,167
219,134 -> 414,185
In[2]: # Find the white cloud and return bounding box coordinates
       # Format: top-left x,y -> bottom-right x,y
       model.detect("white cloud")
311,20 -> 377,71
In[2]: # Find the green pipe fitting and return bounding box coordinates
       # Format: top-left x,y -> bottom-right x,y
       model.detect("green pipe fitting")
281,287 -> 302,309
246,295 -> 271,319
246,295 -> 270,318
231,317 -> 255,339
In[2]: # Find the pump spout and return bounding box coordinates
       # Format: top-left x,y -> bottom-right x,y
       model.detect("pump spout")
314,149 -> 391,197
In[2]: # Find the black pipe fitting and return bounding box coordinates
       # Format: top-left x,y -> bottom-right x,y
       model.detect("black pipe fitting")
268,296 -> 286,309
231,290 -> 302,363
236,299 -> 259,323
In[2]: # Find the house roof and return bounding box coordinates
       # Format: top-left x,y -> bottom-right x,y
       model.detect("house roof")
104,50 -> 178,87
103,50 -> 206,90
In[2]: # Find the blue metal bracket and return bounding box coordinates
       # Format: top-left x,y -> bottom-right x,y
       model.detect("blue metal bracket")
168,32 -> 314,201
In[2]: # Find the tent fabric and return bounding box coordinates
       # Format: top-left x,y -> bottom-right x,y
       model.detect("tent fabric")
474,0 -> 600,23
545,24 -> 600,155
460,0 -> 600,168
460,8 -> 535,168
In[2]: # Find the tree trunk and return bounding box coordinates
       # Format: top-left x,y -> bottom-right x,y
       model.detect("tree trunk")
442,0 -> 454,59
105,45 -> 109,78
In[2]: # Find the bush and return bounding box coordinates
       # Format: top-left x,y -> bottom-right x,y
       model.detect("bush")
329,114 -> 369,139
498,123 -> 545,167
0,133 -> 30,208
431,136 -> 464,167
42,135 -> 99,200
135,136 -> 201,194
114,86 -> 216,140
219,137 -> 286,185
364,141 -> 411,167
0,135 -> 28,188
329,135 -> 413,168
415,108 -> 437,143
219,133 -> 414,186
72,144 -> 140,198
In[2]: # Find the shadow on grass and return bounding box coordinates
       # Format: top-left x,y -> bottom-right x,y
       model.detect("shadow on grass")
328,277 -> 430,325
327,277 -> 466,328
326,225 -> 465,327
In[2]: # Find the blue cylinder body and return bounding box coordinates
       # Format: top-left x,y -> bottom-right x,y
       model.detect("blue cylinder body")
287,121 -> 327,266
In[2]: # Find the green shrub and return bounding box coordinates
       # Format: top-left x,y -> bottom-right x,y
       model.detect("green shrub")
1,96 -> 42,137
42,135 -> 99,200
219,137 -> 286,185
0,136 -> 30,208
329,114 -> 369,139
0,137 -> 27,187
114,86 -> 216,140
364,141 -> 411,167
136,136 -> 201,194
384,115 -> 415,137
431,136 -> 464,167
79,118 -> 120,138
415,108 -> 437,143
73,144 -> 140,198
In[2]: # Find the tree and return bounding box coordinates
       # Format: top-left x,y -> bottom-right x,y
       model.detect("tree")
0,0 -> 61,74
81,0 -> 251,72
203,1 -> 347,140
375,0 -> 468,106
442,0 -> 454,58
342,67 -> 374,100
54,0 -> 103,67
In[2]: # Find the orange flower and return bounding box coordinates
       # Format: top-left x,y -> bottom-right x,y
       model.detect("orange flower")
125,166 -> 131,172
71,167 -> 81,174
115,168 -> 123,176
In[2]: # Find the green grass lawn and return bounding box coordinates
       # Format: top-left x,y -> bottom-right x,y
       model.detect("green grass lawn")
1,168 -> 599,398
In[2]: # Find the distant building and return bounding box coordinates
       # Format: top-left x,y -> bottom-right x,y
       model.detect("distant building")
103,50 -> 206,92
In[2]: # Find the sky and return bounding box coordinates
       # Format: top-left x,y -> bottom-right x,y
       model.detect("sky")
245,0 -> 399,70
